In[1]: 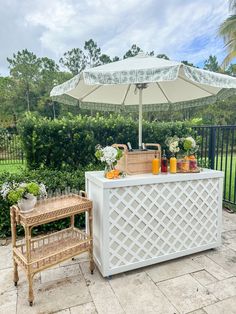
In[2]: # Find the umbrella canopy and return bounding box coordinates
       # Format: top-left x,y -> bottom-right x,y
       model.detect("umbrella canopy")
50,52 -> 236,147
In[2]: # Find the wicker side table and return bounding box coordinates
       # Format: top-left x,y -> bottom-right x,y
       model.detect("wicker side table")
10,193 -> 94,306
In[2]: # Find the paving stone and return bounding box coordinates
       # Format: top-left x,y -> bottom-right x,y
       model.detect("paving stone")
70,302 -> 97,314
146,256 -> 204,283
187,310 -> 207,314
206,249 -> 236,276
0,268 -> 16,294
0,244 -> 13,270
41,263 -> 82,283
191,270 -> 218,286
222,230 -> 236,240
222,212 -> 236,231
110,272 -> 178,314
193,255 -> 233,280
79,261 -> 108,286
80,262 -> 125,314
225,237 -> 236,251
0,289 -> 17,314
157,274 -> 217,314
206,277 -> 236,300
17,275 -> 91,314
203,295 -> 236,314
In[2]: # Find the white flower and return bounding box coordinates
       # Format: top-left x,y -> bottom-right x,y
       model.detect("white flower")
0,182 -> 11,200
169,139 -> 180,153
100,146 -> 118,165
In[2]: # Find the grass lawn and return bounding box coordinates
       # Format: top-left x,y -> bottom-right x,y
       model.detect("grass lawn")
215,155 -> 236,204
0,162 -> 26,174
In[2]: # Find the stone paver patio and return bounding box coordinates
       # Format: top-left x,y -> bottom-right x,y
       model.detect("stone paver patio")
0,211 -> 236,314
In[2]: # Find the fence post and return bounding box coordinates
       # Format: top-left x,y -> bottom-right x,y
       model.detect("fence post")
208,127 -> 216,169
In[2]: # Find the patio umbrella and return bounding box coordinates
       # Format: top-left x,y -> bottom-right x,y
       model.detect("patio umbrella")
50,52 -> 236,148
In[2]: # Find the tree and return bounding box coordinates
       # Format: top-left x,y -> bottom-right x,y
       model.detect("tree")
219,0 -> 236,67
113,56 -> 120,62
84,39 -> 101,68
99,54 -> 112,65
59,48 -> 86,75
7,49 -> 41,111
0,76 -> 19,117
181,60 -> 195,67
123,44 -> 142,59
225,63 -> 236,76
156,54 -> 169,60
203,55 -> 220,72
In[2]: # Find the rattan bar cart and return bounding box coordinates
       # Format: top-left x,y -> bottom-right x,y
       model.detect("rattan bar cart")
10,193 -> 94,306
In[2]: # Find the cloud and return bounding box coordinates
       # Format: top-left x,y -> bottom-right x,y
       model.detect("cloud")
0,0 -> 230,75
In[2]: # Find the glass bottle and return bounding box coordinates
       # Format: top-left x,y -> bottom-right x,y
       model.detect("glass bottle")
170,154 -> 177,174
161,150 -> 168,173
152,151 -> 160,175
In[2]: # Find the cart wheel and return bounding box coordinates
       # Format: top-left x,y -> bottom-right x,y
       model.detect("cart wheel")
29,301 -> 33,306
14,282 -> 17,287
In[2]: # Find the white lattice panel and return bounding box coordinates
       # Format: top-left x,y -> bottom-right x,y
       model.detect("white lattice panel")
108,178 -> 219,269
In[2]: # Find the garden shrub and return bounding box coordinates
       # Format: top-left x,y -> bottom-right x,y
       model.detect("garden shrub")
0,164 -> 100,238
19,113 -> 195,170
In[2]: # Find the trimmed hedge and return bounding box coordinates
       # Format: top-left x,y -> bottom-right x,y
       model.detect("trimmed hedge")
19,113 -> 195,170
0,164 -> 100,238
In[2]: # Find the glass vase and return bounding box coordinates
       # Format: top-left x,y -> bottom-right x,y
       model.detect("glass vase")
104,163 -> 114,179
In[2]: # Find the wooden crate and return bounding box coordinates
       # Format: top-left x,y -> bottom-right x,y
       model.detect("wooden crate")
113,143 -> 161,175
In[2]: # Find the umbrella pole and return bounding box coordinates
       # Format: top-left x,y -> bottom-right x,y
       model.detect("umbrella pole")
138,87 -> 142,149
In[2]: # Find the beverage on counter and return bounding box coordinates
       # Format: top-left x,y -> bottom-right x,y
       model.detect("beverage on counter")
161,150 -> 168,173
170,155 -> 177,174
152,151 -> 160,175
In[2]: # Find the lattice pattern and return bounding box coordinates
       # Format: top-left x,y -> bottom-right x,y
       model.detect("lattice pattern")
108,178 -> 219,268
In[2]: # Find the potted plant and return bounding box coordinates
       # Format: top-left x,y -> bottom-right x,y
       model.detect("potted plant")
1,181 -> 47,212
95,145 -> 123,179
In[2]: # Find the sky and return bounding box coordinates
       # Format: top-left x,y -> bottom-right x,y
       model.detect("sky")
0,0 -> 230,75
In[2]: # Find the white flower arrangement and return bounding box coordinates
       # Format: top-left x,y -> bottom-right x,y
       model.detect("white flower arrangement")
165,136 -> 180,154
95,145 -> 122,165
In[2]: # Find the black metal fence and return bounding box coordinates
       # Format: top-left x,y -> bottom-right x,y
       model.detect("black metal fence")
193,125 -> 236,206
0,129 -> 24,164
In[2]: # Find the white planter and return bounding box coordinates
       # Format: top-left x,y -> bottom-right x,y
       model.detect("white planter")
18,195 -> 37,213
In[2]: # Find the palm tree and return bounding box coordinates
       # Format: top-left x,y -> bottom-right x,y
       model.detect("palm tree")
219,0 -> 236,68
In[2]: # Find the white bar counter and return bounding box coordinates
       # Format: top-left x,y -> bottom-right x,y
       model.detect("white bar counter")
85,169 -> 224,277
